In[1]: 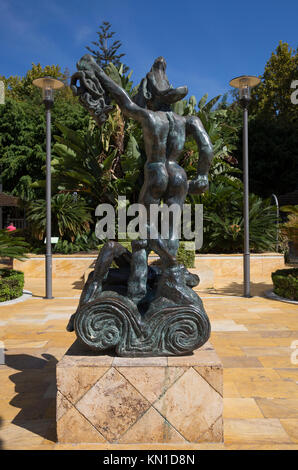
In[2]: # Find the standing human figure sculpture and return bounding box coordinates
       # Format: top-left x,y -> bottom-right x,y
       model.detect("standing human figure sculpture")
71,54 -> 213,304
68,54 -> 214,356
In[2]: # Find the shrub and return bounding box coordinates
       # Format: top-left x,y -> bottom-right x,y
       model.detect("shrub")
25,193 -> 93,242
177,241 -> 195,268
190,182 -> 278,253
271,268 -> 298,301
0,229 -> 29,260
0,269 -> 24,302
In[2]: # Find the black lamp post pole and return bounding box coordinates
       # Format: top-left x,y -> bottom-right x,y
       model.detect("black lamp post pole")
242,100 -> 250,297
230,75 -> 260,298
45,100 -> 53,299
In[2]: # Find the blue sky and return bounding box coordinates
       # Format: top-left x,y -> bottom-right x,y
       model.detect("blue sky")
0,0 -> 297,101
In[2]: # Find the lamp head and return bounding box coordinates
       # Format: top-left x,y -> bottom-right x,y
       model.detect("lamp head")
33,76 -> 64,106
229,75 -> 260,108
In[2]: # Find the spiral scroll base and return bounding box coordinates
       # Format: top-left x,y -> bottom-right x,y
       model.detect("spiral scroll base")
74,290 -> 210,357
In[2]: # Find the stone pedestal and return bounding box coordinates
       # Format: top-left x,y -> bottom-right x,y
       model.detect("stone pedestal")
56,340 -> 223,444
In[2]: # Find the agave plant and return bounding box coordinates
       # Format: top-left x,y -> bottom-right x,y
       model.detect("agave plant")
0,229 -> 29,260
26,192 -> 93,241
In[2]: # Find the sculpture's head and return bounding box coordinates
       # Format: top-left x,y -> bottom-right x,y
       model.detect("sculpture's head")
133,57 -> 188,111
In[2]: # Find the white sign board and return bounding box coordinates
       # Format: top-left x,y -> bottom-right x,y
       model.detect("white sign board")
0,81 -> 4,105
44,237 -> 59,244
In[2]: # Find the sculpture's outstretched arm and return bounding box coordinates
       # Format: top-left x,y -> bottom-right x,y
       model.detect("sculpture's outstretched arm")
79,54 -> 148,122
186,116 -> 214,194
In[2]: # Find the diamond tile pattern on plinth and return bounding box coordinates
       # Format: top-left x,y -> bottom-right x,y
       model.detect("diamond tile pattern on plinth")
56,340 -> 223,444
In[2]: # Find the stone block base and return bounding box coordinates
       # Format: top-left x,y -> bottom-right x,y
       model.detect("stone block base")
56,340 -> 223,444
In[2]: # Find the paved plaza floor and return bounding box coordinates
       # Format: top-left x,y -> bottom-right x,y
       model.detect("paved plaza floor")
0,275 -> 297,450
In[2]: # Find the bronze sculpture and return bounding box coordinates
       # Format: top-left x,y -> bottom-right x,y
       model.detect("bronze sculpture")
67,54 -> 214,356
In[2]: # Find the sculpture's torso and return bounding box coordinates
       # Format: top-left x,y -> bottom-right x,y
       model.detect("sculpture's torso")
143,110 -> 186,163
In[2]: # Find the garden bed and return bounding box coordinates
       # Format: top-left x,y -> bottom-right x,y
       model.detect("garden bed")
0,268 -> 24,302
271,268 -> 298,301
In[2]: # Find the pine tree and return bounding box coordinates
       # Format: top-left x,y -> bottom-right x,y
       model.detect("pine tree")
86,21 -> 129,73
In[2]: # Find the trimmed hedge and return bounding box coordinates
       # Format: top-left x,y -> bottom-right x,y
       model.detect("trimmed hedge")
0,269 -> 24,302
271,268 -> 298,301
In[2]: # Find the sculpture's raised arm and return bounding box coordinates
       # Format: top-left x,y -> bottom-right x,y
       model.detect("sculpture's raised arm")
71,54 -> 147,124
186,115 -> 214,194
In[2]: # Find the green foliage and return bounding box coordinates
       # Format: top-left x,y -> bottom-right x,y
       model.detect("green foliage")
231,41 -> 298,197
250,41 -> 298,121
86,21 -> 129,74
0,230 -> 29,260
0,269 -> 24,302
53,231 -> 99,254
193,183 -> 278,253
281,205 -> 298,247
32,66 -> 145,207
272,268 -> 298,301
177,242 -> 195,268
178,94 -> 242,187
0,85 -> 89,201
0,63 -> 65,102
25,193 -> 92,241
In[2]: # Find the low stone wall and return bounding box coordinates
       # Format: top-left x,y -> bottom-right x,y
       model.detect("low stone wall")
14,253 -> 286,287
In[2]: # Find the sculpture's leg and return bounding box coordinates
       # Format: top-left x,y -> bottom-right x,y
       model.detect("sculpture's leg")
164,161 -> 199,286
139,162 -> 177,267
164,161 -> 188,257
127,239 -> 149,304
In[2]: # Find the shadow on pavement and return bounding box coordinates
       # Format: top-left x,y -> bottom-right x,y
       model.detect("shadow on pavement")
203,281 -> 272,298
5,353 -> 58,442
0,417 -> 3,450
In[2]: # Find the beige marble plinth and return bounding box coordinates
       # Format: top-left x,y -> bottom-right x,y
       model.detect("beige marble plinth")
56,341 -> 223,444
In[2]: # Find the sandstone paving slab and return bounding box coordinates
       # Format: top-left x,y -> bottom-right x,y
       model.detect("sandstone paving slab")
223,381 -> 242,398
0,418 -> 52,449
223,398 -> 263,419
275,368 -> 298,382
259,356 -> 298,368
241,346 -> 292,357
224,418 -> 293,445
255,399 -> 298,419
221,356 -> 263,368
224,367 -> 281,382
280,419 -> 298,443
234,378 -> 298,399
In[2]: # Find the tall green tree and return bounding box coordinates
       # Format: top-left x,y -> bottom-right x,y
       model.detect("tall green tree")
86,21 -> 129,73
0,64 -> 90,200
230,41 -> 298,197
250,41 -> 298,121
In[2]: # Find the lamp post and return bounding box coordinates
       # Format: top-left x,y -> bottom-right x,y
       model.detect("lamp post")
229,75 -> 260,298
33,77 -> 64,299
